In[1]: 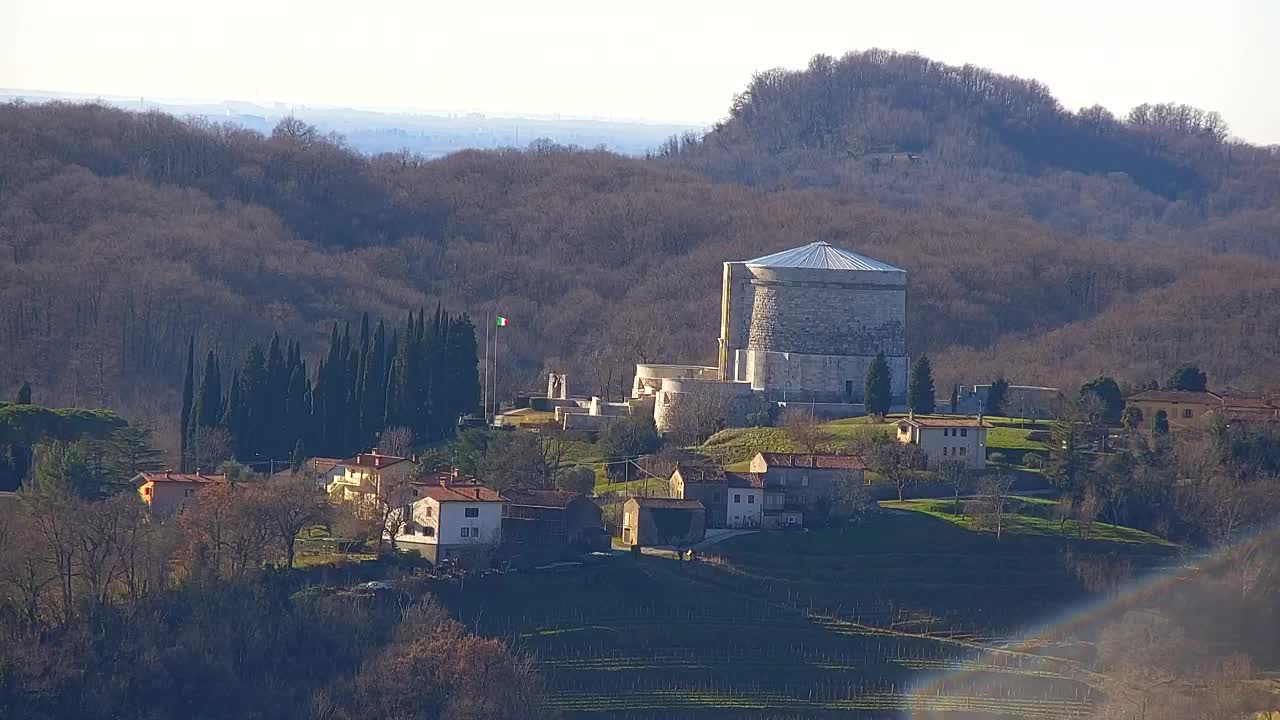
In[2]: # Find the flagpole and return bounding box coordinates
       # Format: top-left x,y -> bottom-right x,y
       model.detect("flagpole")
493,318 -> 500,419
483,310 -> 490,422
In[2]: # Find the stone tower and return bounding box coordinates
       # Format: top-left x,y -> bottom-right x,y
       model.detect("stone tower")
718,241 -> 908,403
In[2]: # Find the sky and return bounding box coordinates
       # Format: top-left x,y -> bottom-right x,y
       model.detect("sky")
3,0 -> 1278,144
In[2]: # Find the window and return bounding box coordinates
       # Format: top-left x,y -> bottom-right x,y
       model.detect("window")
424,506 -> 433,517
1182,409 -> 1193,419
960,447 -> 967,456
423,526 -> 435,537
471,526 -> 480,538
464,507 -> 479,518
143,487 -> 152,497
411,488 -> 418,497
748,495 -> 755,504
734,494 -> 741,503
961,428 -> 968,437
405,526 -> 415,535
662,392 -> 670,405
184,488 -> 195,497
801,475 -> 809,487
460,527 -> 470,538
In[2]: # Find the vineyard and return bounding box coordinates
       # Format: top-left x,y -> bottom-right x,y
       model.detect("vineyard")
435,510 -> 1172,718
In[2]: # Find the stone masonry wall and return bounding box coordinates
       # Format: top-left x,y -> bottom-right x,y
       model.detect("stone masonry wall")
747,282 -> 906,357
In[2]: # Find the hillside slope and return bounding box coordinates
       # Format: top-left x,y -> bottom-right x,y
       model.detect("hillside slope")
2,89 -> 1279,423
668,49 -> 1280,256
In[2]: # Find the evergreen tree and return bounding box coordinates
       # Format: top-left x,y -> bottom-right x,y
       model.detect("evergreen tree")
1079,376 -> 1123,424
864,352 -> 892,417
291,439 -> 306,474
240,344 -> 269,459
223,371 -> 246,457
907,354 -> 936,414
265,333 -> 287,457
179,337 -> 195,472
360,320 -> 387,447
949,384 -> 959,414
986,377 -> 1010,416
1153,409 -> 1170,435
1167,365 -> 1208,392
15,381 -> 31,405
107,425 -> 165,479
193,350 -> 222,430
284,365 -> 307,455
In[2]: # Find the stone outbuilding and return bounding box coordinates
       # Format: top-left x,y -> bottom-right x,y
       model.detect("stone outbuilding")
502,489 -> 609,560
669,465 -> 765,529
749,452 -> 866,520
621,497 -> 706,548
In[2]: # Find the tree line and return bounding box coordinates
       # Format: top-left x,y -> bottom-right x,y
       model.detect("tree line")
178,308 -> 480,471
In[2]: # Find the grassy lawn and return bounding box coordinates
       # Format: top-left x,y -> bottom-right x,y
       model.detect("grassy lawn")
987,426 -> 1051,452
882,497 -> 1174,546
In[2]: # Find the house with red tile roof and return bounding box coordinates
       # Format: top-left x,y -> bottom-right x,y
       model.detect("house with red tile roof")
391,477 -> 507,566
748,452 -> 867,523
133,471 -> 225,515
669,465 -> 765,529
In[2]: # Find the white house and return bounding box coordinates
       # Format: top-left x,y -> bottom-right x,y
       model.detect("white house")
895,416 -> 990,470
392,477 -> 507,566
669,466 -> 764,529
725,475 -> 764,529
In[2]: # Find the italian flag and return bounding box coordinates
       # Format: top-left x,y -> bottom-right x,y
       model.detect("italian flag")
495,316 -> 509,327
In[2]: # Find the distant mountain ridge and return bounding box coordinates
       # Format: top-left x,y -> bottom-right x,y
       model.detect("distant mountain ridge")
0,89 -> 701,158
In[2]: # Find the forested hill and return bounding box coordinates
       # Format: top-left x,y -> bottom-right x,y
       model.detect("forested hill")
2,62 -> 1280,435
667,50 -> 1280,255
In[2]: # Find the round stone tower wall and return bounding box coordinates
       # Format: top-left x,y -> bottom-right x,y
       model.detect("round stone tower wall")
746,279 -> 906,357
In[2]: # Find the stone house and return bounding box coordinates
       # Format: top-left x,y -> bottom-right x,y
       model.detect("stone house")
392,479 -> 507,566
748,452 -> 865,518
895,416 -> 989,470
134,471 -> 225,515
669,465 -> 765,529
1126,390 -> 1280,433
502,489 -> 609,559
621,497 -> 706,548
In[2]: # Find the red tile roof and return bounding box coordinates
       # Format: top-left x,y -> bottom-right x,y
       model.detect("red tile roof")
673,465 -> 766,488
342,452 -> 413,470
757,453 -> 867,470
1127,390 -> 1222,404
504,489 -> 586,509
137,472 -> 225,485
896,417 -> 991,429
628,497 -> 704,510
415,484 -> 506,503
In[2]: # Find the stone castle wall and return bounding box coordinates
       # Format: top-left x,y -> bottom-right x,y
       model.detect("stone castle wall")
743,350 -> 909,402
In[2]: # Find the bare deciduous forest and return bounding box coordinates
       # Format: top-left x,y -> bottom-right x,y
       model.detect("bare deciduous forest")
3,49 -> 1280,429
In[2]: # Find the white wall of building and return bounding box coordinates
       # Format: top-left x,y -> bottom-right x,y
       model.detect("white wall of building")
726,487 -> 763,528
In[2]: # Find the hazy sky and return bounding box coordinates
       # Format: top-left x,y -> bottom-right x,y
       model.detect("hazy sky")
3,0 -> 1278,143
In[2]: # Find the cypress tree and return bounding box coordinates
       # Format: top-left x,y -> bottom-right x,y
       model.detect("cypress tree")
15,381 -> 31,405
291,439 -> 306,474
950,384 -> 959,414
266,333 -> 287,457
285,364 -> 307,455
223,371 -> 245,458
179,337 -> 195,472
360,320 -> 387,448
864,352 -> 892,417
193,350 -> 223,430
240,344 -> 269,459
907,354 -> 936,414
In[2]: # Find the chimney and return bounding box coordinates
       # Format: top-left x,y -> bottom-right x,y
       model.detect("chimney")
908,409 -> 915,421
165,470 -> 171,479
439,477 -> 448,488
474,488 -> 481,500
451,467 -> 459,481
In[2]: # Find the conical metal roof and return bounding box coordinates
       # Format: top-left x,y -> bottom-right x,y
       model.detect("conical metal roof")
744,242 -> 904,272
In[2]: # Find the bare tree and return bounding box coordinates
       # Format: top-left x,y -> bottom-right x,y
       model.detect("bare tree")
832,469 -> 877,523
1052,495 -> 1074,531
257,474 -> 330,568
783,407 -> 829,453
377,427 -> 414,458
1076,487 -> 1102,539
663,384 -> 733,447
869,442 -> 925,502
190,426 -> 233,473
936,459 -> 968,514
972,472 -> 1016,540
367,471 -> 416,553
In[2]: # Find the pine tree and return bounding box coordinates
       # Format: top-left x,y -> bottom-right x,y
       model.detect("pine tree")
907,354 -> 936,414
15,381 -> 31,405
179,337 -> 195,471
864,352 -> 892,417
